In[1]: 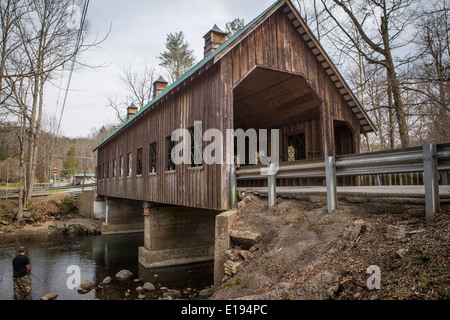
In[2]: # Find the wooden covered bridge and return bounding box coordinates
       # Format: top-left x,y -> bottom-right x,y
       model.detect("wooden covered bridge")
93,0 -> 377,269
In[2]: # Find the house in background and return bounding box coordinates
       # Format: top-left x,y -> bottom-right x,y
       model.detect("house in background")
74,173 -> 96,185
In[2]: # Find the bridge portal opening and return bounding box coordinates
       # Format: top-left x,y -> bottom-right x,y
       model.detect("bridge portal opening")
233,67 -> 326,187
233,67 -> 323,165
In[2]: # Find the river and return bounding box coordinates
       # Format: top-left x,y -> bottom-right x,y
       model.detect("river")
0,232 -> 214,300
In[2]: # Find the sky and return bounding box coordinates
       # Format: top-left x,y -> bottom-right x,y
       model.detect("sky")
48,0 -> 277,139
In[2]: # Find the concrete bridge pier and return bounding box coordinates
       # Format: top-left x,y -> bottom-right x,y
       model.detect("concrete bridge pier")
139,203 -> 218,269
101,197 -> 145,234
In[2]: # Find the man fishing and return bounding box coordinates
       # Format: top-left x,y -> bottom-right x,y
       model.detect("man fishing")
12,246 -> 32,300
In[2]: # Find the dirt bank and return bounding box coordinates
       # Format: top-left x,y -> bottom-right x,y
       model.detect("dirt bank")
0,193 -> 101,236
212,193 -> 450,300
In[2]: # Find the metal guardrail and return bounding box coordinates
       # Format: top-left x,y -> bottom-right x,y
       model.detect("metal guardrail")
236,159 -> 326,180
233,143 -> 450,223
0,183 -> 96,199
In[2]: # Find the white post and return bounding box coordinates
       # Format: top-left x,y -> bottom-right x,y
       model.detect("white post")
423,144 -> 439,223
325,156 -> 337,213
267,163 -> 276,208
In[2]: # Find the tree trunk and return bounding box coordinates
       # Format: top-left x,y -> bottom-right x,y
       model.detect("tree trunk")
386,62 -> 409,148
387,79 -> 395,149
381,16 -> 410,148
16,109 -> 27,221
25,73 -> 44,205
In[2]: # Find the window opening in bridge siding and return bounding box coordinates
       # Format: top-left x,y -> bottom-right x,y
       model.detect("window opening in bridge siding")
119,156 -> 123,178
112,159 -> 116,179
127,152 -> 132,177
137,147 -> 143,175
98,164 -> 101,180
166,136 -> 176,171
106,161 -> 110,179
149,142 -> 157,173
286,134 -> 306,161
103,163 -> 106,180
189,127 -> 202,167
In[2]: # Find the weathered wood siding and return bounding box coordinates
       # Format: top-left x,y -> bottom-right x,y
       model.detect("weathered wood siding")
98,63 -> 224,210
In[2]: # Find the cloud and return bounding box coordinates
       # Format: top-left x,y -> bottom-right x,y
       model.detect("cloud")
49,0 -> 273,138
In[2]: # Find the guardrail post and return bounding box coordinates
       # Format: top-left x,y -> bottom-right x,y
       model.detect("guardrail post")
423,144 -> 439,223
267,163 -> 277,208
325,156 -> 337,213
230,166 -> 238,209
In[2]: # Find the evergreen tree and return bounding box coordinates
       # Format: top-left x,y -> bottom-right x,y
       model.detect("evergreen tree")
62,145 -> 79,179
225,18 -> 245,38
158,31 -> 196,82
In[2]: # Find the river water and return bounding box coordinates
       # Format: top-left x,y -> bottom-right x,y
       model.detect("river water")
0,232 -> 214,300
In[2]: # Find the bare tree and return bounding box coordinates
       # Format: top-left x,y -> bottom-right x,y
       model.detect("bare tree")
108,63 -> 156,124
320,0 -> 419,148
0,0 -> 27,104
121,64 -> 156,109
407,0 -> 450,143
1,0 -> 104,220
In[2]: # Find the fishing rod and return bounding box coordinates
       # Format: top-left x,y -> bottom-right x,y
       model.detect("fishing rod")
29,273 -> 45,285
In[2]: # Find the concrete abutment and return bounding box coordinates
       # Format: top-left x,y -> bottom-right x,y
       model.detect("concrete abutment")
138,204 -> 219,269
101,197 -> 145,234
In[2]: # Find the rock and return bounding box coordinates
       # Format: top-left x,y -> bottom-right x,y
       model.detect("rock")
160,286 -> 168,291
225,249 -> 238,261
1,220 -> 9,225
102,276 -> 112,284
55,220 -> 101,235
237,201 -> 246,210
243,196 -> 252,203
23,211 -> 33,219
294,271 -> 341,300
239,250 -> 251,260
396,248 -> 409,259
386,225 -> 406,240
224,260 -> 241,276
230,230 -> 262,249
137,294 -> 146,299
163,289 -> 181,299
407,229 -> 425,235
40,293 -> 58,300
136,286 -> 143,292
115,269 -> 133,281
78,280 -> 94,293
198,288 -> 214,299
143,282 -> 156,291
343,219 -> 366,243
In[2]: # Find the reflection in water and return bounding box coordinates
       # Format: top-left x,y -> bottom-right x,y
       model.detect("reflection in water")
0,233 -> 213,300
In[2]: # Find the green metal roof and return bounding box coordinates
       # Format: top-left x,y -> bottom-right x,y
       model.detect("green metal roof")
94,0 -> 280,151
